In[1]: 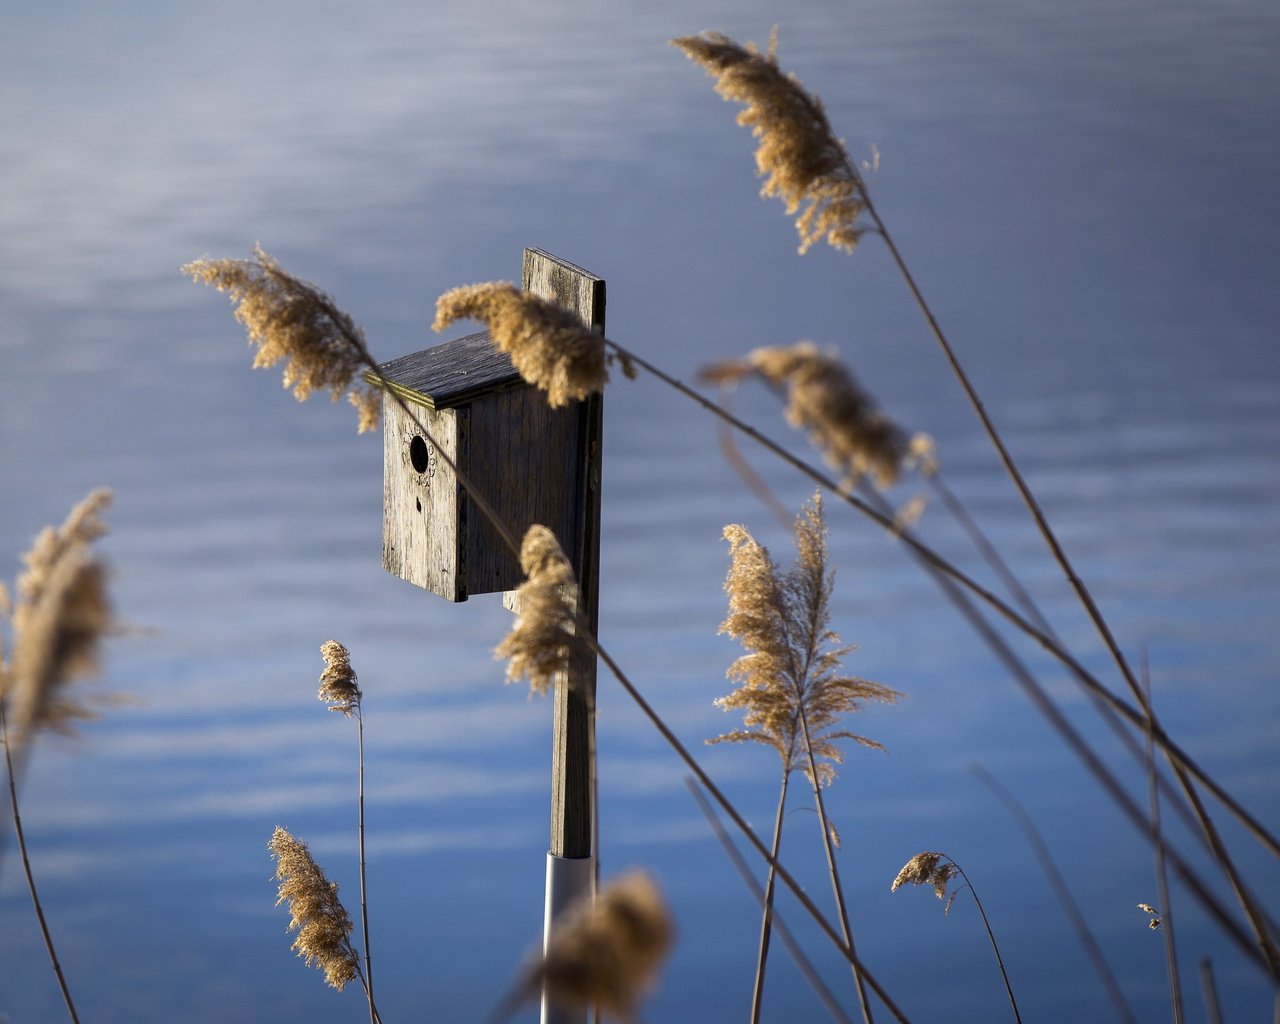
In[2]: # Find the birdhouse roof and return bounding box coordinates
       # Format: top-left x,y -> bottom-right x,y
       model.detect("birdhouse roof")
369,330 -> 521,410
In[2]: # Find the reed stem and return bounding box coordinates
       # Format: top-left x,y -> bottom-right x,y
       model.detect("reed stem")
973,765 -> 1135,1024
357,706 -> 375,1024
1142,664 -> 1185,1024
2,701 -> 81,1024
795,702 -> 874,1024
942,855 -> 1022,1024
749,767 -> 790,1024
686,778 -> 855,1024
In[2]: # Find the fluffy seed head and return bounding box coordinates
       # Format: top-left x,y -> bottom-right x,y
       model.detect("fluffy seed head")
183,246 -> 381,432
2,489 -> 114,742
268,826 -> 359,991
433,282 -> 607,408
892,851 -> 962,913
317,640 -> 362,716
496,526 -> 588,696
703,342 -> 908,487
524,871 -> 674,1017
673,30 -> 866,253
712,494 -> 899,784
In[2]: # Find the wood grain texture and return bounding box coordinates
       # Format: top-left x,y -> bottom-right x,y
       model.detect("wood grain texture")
521,248 -> 606,861
375,329 -> 522,410
381,397 -> 464,601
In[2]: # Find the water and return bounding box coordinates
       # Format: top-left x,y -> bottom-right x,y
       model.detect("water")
2,0 -> 1279,1020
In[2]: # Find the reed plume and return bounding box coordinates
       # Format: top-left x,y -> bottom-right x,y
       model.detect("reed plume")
268,826 -> 361,992
318,639 -> 362,716
183,246 -> 381,432
702,342 -> 908,488
715,493 -> 896,1023
672,30 -> 866,253
2,489 -> 114,743
433,281 -> 612,407
714,494 -> 898,777
519,871 -> 673,1018
892,851 -> 1022,1022
316,640 -> 375,1021
496,526 -> 588,696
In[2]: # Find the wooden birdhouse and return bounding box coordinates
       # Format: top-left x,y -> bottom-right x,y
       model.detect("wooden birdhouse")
372,249 -> 604,604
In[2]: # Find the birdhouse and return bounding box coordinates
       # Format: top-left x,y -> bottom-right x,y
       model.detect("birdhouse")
372,328 -> 590,602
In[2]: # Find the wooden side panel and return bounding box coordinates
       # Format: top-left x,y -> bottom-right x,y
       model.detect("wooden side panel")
466,387 -> 581,596
381,396 -> 466,602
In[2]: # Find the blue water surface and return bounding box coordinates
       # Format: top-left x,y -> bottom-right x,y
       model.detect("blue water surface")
2,1 -> 1278,1021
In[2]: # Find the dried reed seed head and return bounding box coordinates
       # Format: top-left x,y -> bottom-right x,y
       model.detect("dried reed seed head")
183,246 -> 381,433
268,826 -> 359,991
713,494 -> 898,781
495,526 -> 588,697
891,851 -> 960,903
752,341 -> 908,488
433,282 -> 607,408
672,31 -> 866,253
3,490 -> 114,742
317,639 -> 361,716
526,871 -> 674,1017
907,431 -> 939,477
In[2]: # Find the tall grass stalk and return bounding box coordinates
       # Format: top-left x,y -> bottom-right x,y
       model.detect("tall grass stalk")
973,765 -> 1136,1024
686,777 -> 855,1024
892,851 -> 1022,1023
2,701 -> 81,1024
316,639 -> 375,1023
1143,660 -> 1185,1024
750,767 -> 791,1023
1199,958 -> 1224,1024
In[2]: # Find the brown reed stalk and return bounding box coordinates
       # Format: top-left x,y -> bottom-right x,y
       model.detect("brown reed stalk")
892,851 -> 1022,1023
2,701 -> 81,1023
972,765 -> 1136,1024
317,640 -> 376,1024
1199,958 -> 1224,1024
674,28 -> 1280,973
1142,657 -> 1185,1024
685,777 -> 855,1024
712,496 -> 898,1024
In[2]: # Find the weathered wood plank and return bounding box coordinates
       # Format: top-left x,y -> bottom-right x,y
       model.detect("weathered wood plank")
381,397 -> 464,601
519,248 -> 605,863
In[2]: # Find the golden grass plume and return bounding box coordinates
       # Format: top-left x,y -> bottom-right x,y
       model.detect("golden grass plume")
892,850 -> 961,912
712,493 -> 899,784
523,871 -> 674,1018
672,30 -> 866,253
433,282 -> 611,408
1,489 -> 114,742
496,526 -> 588,696
183,246 -> 381,432
268,826 -> 360,991
318,639 -> 362,716
703,342 -> 909,488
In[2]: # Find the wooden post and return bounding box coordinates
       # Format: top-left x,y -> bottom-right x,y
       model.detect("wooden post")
517,248 -> 604,1024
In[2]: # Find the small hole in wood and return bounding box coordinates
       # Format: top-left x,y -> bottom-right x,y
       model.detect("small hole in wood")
416,497 -> 423,513
409,435 -> 431,474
